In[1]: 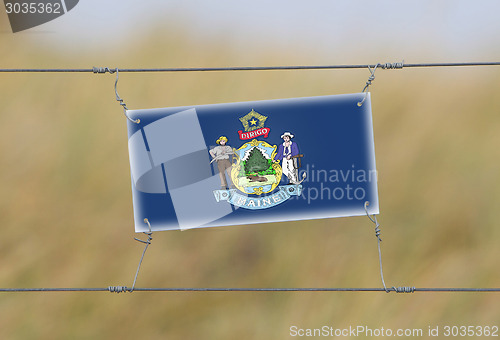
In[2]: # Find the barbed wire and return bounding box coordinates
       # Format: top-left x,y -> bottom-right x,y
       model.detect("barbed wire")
0,61 -> 499,73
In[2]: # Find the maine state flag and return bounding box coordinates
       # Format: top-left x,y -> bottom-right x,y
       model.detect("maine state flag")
126,93 -> 379,232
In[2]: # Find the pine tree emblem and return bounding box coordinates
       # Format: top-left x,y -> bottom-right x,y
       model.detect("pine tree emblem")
244,147 -> 269,174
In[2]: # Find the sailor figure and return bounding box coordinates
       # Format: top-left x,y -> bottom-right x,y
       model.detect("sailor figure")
275,132 -> 300,184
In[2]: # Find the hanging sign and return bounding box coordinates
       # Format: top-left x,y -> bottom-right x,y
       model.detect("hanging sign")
126,93 -> 379,232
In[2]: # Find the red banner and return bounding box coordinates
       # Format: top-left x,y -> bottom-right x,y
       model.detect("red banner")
238,127 -> 270,140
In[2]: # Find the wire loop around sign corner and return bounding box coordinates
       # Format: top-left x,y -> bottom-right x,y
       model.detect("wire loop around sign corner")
129,218 -> 153,292
357,64 -> 378,107
357,61 -> 403,107
108,219 -> 153,294
114,68 -> 140,124
364,201 -> 415,294
92,66 -> 139,124
364,201 -> 389,292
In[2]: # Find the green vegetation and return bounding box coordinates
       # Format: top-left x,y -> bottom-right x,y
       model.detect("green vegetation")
244,148 -> 270,174
239,157 -> 276,177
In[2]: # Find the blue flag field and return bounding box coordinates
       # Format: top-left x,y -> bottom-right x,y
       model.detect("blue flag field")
126,93 -> 379,232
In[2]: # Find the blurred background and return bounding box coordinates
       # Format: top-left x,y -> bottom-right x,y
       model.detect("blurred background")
0,1 -> 499,339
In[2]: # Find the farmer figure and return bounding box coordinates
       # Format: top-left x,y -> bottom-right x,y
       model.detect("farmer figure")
210,136 -> 234,189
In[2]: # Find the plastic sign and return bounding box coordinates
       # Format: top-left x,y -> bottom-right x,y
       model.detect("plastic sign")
126,93 -> 379,232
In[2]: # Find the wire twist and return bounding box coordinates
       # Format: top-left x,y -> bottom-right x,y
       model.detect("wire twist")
391,286 -> 415,293
108,286 -> 129,293
380,61 -> 404,69
92,67 -> 115,74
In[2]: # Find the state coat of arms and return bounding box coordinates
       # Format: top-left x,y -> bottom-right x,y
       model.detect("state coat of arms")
231,139 -> 282,195
210,109 -> 305,210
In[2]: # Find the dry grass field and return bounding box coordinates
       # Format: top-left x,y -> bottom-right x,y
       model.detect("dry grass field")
0,15 -> 499,340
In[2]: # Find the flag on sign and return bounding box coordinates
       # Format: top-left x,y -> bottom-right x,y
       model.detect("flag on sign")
126,93 -> 379,232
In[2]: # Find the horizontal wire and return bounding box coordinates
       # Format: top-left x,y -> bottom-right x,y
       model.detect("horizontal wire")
0,62 -> 500,73
0,287 -> 499,293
